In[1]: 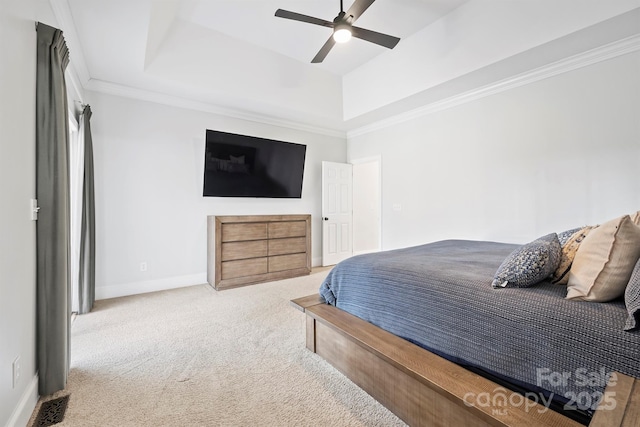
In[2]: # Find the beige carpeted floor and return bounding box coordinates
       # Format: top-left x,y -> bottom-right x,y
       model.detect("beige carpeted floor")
29,271 -> 406,426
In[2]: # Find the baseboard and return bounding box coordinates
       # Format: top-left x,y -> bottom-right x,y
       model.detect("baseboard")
353,249 -> 380,256
312,252 -> 379,266
5,374 -> 38,427
95,273 -> 207,300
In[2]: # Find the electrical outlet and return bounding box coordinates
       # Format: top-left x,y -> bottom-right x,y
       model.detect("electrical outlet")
12,356 -> 20,389
140,262 -> 147,272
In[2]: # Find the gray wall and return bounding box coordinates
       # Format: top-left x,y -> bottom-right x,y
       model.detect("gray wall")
85,91 -> 346,299
0,1 -> 38,425
348,51 -> 640,250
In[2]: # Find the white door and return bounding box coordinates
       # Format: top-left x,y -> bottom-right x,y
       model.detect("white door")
322,161 -> 353,266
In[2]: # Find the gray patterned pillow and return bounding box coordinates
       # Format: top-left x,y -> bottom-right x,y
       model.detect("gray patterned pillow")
557,227 -> 581,246
624,258 -> 640,331
492,233 -> 561,289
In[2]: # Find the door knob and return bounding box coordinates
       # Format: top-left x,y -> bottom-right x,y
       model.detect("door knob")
323,217 -> 329,221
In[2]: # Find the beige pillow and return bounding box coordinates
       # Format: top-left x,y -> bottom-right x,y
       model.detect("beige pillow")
566,215 -> 640,302
632,210 -> 640,225
551,226 -> 596,285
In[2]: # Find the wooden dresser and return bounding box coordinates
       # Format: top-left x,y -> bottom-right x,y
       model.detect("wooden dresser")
207,214 -> 312,290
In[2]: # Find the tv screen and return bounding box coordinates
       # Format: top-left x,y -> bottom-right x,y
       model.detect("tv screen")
203,129 -> 307,198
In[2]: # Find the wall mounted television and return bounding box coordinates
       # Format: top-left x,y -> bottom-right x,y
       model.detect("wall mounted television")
203,129 -> 307,198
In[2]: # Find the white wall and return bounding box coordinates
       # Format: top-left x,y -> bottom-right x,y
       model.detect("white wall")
343,1 -> 640,121
0,1 -> 39,426
85,91 -> 346,299
348,51 -> 640,250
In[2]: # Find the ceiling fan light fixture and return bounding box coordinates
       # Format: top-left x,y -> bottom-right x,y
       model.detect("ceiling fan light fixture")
333,24 -> 352,43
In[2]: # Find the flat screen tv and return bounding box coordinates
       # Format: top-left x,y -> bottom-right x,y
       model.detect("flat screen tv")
203,129 -> 307,198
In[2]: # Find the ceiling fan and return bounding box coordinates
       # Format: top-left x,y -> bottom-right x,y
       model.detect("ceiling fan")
275,0 -> 400,63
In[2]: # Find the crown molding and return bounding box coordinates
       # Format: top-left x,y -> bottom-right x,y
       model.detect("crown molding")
347,34 -> 640,139
49,0 -> 345,139
49,0 -> 90,87
51,0 -> 638,141
84,79 -> 347,139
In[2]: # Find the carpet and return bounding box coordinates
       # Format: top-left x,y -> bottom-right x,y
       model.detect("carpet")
29,271 -> 406,426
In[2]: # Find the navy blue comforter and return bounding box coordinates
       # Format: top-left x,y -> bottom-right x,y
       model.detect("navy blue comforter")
319,240 -> 640,416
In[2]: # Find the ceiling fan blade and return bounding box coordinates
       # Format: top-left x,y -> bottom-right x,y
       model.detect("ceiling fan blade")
311,37 -> 336,63
345,0 -> 376,22
275,9 -> 333,28
351,26 -> 400,49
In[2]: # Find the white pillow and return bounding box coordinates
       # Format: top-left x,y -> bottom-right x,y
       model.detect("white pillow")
566,215 -> 640,302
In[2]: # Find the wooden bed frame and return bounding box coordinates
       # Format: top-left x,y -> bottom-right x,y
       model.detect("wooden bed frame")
292,294 -> 640,427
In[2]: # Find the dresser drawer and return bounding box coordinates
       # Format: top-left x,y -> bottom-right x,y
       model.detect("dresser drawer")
268,221 -> 307,239
268,237 -> 307,256
222,223 -> 267,242
222,240 -> 268,261
209,214 -> 311,290
221,258 -> 268,279
268,253 -> 308,273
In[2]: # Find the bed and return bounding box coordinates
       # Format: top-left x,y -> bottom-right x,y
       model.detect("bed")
292,237 -> 640,427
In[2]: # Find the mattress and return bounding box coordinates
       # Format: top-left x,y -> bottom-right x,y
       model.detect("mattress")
319,240 -> 640,422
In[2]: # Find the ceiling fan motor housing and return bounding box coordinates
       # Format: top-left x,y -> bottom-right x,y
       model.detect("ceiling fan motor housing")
334,11 -> 352,25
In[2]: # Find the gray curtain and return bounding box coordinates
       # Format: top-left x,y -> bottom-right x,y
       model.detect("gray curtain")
78,105 -> 95,314
36,22 -> 71,396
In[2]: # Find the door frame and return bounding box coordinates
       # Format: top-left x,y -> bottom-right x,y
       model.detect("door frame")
350,155 -> 382,255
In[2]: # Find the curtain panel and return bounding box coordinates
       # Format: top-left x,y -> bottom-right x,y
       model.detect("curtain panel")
78,105 -> 95,314
35,22 -> 71,396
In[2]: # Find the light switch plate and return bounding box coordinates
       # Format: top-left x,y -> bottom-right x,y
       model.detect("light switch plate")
30,199 -> 40,221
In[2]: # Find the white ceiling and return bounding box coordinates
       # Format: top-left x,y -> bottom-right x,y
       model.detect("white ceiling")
55,0 -> 640,134
181,0 -> 470,74
66,0 -> 469,74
